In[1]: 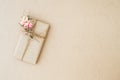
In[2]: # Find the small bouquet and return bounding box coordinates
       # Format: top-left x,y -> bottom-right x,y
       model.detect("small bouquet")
19,15 -> 36,38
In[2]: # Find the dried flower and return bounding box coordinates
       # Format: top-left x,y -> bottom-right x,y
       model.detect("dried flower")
19,15 -> 35,39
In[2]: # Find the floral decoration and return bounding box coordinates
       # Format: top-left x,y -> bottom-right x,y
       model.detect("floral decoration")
19,15 -> 36,38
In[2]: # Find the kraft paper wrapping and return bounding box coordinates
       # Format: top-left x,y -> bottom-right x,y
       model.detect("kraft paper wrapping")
14,21 -> 49,64
14,34 -> 30,60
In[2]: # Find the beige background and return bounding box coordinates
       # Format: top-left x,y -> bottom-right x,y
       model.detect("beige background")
0,0 -> 120,80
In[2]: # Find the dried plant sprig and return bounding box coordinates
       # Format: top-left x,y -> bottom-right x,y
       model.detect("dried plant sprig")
19,15 -> 36,39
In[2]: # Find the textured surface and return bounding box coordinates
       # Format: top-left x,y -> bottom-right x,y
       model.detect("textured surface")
14,33 -> 29,60
0,0 -> 120,80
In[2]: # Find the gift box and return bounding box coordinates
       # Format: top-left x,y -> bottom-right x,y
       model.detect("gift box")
14,15 -> 50,64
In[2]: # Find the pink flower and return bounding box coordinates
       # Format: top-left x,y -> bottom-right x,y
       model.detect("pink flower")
23,21 -> 33,29
19,16 -> 33,29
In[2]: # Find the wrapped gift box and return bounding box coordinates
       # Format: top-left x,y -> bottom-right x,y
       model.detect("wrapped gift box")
14,21 -> 50,64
